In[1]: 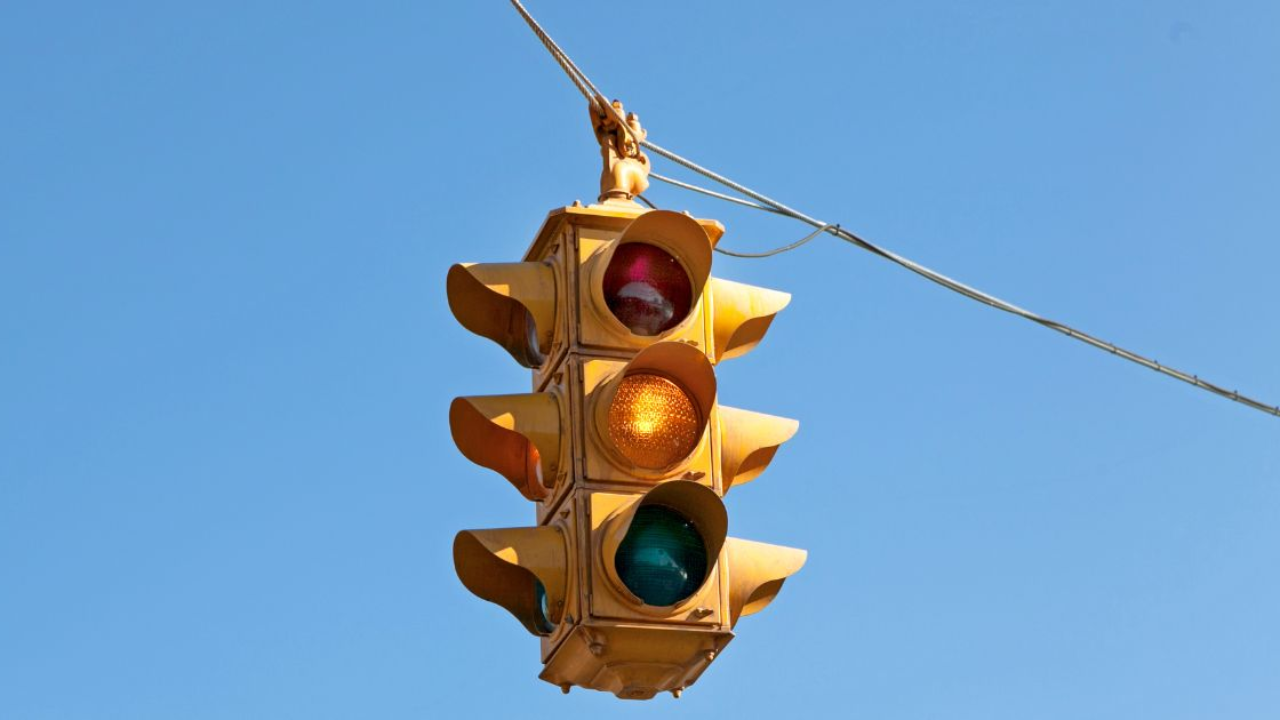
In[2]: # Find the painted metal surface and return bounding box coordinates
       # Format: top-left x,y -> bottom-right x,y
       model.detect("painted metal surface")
447,186 -> 805,698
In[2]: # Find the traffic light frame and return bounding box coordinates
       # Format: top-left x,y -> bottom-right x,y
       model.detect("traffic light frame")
448,202 -> 806,699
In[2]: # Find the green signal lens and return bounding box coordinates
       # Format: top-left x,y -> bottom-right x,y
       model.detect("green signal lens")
614,505 -> 708,606
532,579 -> 554,635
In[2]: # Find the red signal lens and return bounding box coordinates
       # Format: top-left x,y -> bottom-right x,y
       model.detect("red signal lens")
602,243 -> 693,336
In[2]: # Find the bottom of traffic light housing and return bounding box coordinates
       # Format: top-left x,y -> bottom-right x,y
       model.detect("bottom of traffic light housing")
539,621 -> 733,700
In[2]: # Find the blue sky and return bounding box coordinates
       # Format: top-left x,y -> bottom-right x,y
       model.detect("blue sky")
2,2 -> 1278,718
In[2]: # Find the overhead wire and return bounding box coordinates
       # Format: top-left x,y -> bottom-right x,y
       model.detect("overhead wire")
650,171 -> 784,215
505,1 -> 1279,419
713,223 -> 840,259
508,0 -> 642,149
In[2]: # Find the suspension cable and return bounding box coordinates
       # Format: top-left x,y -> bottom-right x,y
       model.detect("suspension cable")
505,1 -> 1279,419
650,172 -> 785,215
508,0 -> 642,149
713,223 -> 841,259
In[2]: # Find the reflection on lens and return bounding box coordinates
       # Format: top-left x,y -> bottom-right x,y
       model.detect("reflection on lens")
602,243 -> 693,336
615,505 -> 707,606
608,373 -> 701,469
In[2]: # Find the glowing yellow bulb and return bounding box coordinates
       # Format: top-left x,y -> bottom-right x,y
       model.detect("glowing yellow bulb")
607,373 -> 701,469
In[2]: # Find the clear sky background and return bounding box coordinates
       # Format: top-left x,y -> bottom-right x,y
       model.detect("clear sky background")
2,2 -> 1278,718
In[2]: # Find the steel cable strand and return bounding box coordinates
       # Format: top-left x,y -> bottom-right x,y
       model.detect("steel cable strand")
506,1 -> 1280,419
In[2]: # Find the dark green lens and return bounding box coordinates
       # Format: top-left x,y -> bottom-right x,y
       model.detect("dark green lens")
532,579 -> 554,635
614,505 -> 707,606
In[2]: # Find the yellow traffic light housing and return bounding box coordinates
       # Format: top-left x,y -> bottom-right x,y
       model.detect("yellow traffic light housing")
707,277 -> 792,363
447,199 -> 805,699
449,392 -> 565,501
446,261 -> 561,368
724,537 -> 807,627
717,406 -> 800,492
579,210 -> 712,350
585,341 -> 717,483
454,526 -> 568,636
595,481 -> 728,620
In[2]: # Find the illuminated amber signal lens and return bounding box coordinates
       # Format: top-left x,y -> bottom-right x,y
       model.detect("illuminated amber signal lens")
602,243 -> 694,336
607,373 -> 701,469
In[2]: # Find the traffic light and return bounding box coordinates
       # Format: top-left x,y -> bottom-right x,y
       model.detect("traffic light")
447,203 -> 805,699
